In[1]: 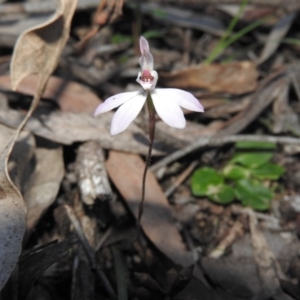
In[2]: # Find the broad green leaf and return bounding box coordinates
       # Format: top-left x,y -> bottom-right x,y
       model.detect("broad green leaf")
251,163 -> 285,180
191,167 -> 224,196
234,179 -> 273,210
235,141 -> 276,150
222,164 -> 251,180
231,152 -> 273,168
208,185 -> 235,204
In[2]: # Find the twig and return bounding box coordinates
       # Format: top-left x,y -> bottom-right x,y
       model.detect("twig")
149,0 -> 300,9
208,221 -> 244,258
111,246 -> 128,300
64,205 -> 116,300
151,134 -> 300,172
164,160 -> 198,198
75,0 -> 124,50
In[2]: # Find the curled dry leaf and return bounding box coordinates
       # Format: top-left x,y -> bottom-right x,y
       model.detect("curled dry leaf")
160,61 -> 258,95
10,0 -> 77,145
11,0 -> 77,92
0,124 -> 26,290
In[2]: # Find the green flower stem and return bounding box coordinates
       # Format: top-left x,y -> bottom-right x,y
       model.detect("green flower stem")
138,92 -> 156,223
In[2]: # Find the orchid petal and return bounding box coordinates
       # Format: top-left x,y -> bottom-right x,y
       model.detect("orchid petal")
94,91 -> 141,116
139,36 -> 154,70
155,88 -> 204,112
151,90 -> 186,129
110,94 -> 146,135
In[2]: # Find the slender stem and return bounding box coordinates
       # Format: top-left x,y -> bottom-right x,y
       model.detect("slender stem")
138,93 -> 155,224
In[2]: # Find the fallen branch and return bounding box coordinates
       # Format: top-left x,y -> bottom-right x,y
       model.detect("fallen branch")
151,134 -> 300,172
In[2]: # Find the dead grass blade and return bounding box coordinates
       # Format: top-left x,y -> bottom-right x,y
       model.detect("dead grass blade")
18,240 -> 72,299
256,12 -> 296,65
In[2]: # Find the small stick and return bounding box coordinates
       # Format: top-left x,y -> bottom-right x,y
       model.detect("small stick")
164,160 -> 198,198
151,134 -> 300,173
208,221 -> 244,258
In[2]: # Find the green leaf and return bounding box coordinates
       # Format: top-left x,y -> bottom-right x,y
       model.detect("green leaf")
234,179 -> 273,210
235,141 -> 276,150
191,167 -> 224,196
231,152 -> 273,168
152,9 -> 167,18
251,163 -> 285,180
222,164 -> 251,180
143,30 -> 164,39
191,168 -> 235,204
111,34 -> 132,44
208,185 -> 235,204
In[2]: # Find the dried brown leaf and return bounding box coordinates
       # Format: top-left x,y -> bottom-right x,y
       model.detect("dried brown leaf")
134,273 -> 165,296
0,75 -> 101,114
105,151 -> 194,267
24,144 -> 64,235
160,61 -> 258,95
0,109 -> 165,156
169,265 -> 194,296
11,0 -> 77,91
248,211 -> 285,298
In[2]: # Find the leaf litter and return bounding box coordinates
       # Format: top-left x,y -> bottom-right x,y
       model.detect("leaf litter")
1,0 -> 300,300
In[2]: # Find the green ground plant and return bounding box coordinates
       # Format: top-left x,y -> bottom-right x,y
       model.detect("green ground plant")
191,141 -> 285,210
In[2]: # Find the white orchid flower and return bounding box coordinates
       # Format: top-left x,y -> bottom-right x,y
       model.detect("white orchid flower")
94,36 -> 204,136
